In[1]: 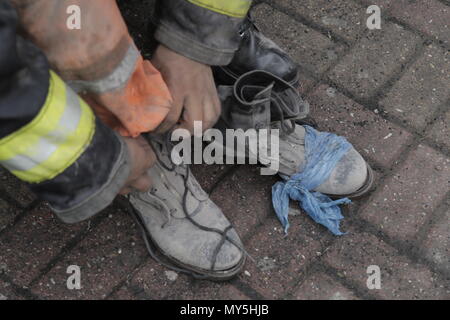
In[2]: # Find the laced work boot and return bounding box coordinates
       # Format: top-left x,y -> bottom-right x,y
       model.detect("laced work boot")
129,135 -> 246,280
215,70 -> 374,199
213,14 -> 299,87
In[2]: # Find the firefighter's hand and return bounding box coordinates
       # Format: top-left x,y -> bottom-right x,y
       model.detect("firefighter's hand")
119,136 -> 155,195
151,44 -> 221,135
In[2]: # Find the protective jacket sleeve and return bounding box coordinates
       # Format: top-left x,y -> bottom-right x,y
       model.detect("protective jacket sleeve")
0,1 -> 130,223
153,0 -> 253,65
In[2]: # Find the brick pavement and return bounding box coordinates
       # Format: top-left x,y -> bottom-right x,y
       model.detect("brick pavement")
0,0 -> 449,300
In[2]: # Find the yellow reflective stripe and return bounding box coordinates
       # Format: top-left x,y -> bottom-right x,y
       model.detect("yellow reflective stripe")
188,0 -> 251,18
0,71 -> 95,183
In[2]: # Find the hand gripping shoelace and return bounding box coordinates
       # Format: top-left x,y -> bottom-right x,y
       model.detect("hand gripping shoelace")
271,125 -> 352,235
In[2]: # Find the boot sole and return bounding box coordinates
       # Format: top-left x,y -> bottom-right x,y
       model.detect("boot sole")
131,207 -> 247,281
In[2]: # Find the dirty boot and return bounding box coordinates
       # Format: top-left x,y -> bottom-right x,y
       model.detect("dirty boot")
129,135 -> 246,280
215,70 -> 374,235
216,70 -> 373,198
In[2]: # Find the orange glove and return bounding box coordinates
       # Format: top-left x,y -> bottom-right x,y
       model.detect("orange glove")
82,57 -> 173,137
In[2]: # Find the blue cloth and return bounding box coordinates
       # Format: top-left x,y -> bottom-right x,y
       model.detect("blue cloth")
272,126 -> 352,235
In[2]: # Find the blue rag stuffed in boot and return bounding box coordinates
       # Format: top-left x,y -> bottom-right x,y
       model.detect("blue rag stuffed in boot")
272,125 -> 352,235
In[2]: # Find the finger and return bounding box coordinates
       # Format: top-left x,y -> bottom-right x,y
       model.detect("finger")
135,136 -> 156,170
130,173 -> 153,192
122,136 -> 153,183
205,68 -> 221,113
212,89 -> 222,120
176,95 -> 204,136
201,97 -> 216,131
144,144 -> 157,170
205,73 -> 222,129
154,89 -> 184,133
202,93 -> 221,131
134,135 -> 150,149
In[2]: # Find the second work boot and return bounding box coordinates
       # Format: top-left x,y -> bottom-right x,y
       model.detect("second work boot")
215,70 -> 374,235
216,70 -> 373,199
129,136 -> 246,280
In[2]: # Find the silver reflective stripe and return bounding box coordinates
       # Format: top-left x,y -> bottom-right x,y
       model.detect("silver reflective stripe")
1,85 -> 82,172
68,45 -> 139,94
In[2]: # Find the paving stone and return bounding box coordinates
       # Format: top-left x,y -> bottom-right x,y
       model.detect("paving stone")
31,208 -> 146,299
253,4 -> 346,75
191,164 -> 234,194
389,0 -> 450,46
107,285 -> 137,300
380,45 -> 450,131
324,228 -> 449,299
297,72 -> 316,95
210,165 -> 278,241
276,0 -> 368,42
236,217 -> 323,299
0,198 -> 20,232
0,279 -> 23,300
127,259 -> 249,300
0,168 -> 37,208
426,108 -> 450,150
420,205 -> 450,274
0,202 -> 89,287
356,0 -> 393,11
308,84 -> 413,167
293,272 -> 359,300
360,144 -> 450,242
329,22 -> 420,99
